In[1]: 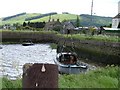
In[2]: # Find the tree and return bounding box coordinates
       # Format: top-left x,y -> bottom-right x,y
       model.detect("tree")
76,15 -> 80,27
23,22 -> 26,27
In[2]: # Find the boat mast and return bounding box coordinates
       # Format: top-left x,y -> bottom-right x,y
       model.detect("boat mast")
48,14 -> 51,22
91,0 -> 93,24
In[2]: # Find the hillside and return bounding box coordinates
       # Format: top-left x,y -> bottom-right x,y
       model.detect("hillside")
30,14 -> 77,22
0,13 -> 112,27
79,14 -> 112,27
0,13 -> 41,25
0,13 -> 77,25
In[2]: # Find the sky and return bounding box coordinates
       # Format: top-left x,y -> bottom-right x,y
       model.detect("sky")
0,0 -> 119,18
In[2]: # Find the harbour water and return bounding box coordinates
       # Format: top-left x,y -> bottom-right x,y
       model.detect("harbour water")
0,44 -> 56,80
0,43 -> 96,80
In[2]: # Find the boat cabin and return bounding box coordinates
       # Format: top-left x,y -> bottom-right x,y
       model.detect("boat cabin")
57,53 -> 77,65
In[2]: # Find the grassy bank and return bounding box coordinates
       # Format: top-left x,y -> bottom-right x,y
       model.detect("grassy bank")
2,78 -> 22,88
59,65 -> 119,88
1,66 -> 119,88
1,30 -> 119,43
1,30 -> 58,43
63,34 -> 119,43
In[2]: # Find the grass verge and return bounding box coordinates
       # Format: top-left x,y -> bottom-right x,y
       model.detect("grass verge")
63,34 -> 119,43
1,65 -> 119,88
1,30 -> 119,43
59,65 -> 119,88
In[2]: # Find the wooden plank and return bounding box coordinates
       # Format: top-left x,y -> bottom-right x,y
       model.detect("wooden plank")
22,63 -> 58,89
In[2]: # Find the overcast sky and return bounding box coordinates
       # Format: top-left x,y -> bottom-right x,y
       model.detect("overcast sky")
0,0 -> 119,18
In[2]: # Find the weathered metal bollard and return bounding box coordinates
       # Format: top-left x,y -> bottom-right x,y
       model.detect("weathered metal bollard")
22,63 -> 58,89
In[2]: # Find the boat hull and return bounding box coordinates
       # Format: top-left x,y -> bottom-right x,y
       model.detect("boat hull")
58,65 -> 88,74
22,43 -> 34,46
54,59 -> 88,74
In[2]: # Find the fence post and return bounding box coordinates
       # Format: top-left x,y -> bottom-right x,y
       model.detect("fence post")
22,63 -> 58,89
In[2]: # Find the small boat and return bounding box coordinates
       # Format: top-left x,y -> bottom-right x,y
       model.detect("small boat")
0,46 -> 2,49
22,42 -> 34,46
54,52 -> 88,74
22,40 -> 34,46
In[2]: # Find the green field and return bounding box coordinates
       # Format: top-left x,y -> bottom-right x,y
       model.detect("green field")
31,14 -> 77,22
0,13 -> 77,25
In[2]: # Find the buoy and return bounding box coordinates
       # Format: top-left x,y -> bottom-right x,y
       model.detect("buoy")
41,64 -> 46,72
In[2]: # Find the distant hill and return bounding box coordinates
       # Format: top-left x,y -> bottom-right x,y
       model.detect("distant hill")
0,13 -> 112,27
79,14 -> 112,27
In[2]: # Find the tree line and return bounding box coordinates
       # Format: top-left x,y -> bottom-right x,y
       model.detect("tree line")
2,12 -> 26,21
23,21 -> 45,28
25,12 -> 57,21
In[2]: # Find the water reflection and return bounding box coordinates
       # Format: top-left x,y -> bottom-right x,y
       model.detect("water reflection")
0,44 -> 56,80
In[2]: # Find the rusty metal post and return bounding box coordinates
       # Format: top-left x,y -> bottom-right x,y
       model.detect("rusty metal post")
22,63 -> 58,89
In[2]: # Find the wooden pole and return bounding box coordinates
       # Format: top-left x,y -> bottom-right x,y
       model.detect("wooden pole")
22,63 -> 58,89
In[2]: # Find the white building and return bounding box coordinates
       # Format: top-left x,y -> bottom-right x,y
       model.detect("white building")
112,1 -> 120,28
112,14 -> 120,28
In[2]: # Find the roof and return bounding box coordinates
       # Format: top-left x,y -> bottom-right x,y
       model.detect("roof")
113,13 -> 120,18
62,21 -> 75,29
